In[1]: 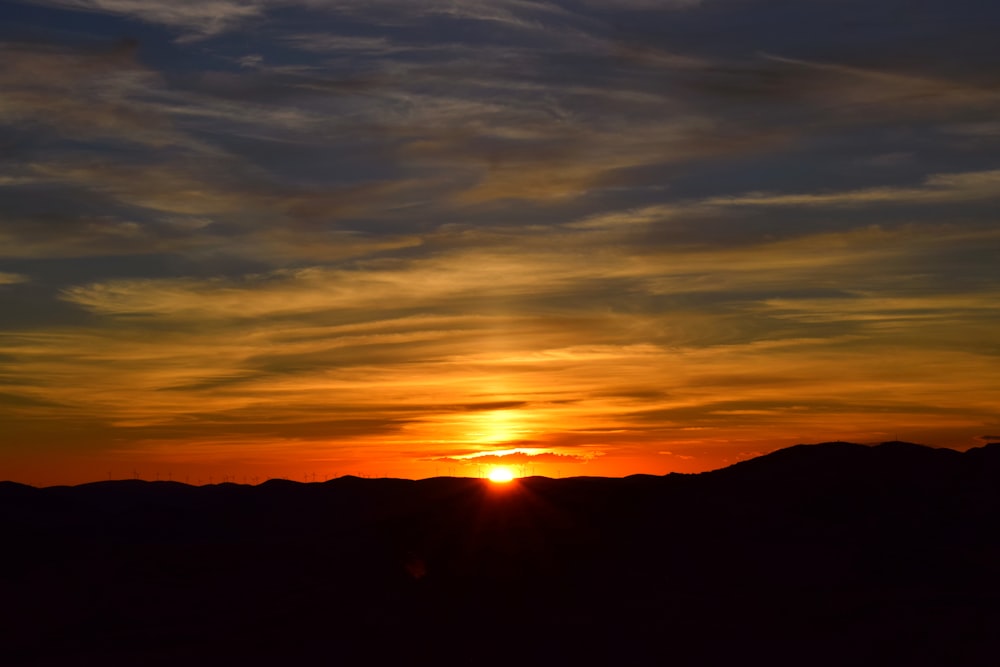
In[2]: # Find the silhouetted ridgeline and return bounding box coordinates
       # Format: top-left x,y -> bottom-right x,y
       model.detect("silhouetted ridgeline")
2,442 -> 998,666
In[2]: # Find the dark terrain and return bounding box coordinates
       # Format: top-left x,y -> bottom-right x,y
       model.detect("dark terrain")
2,441 -> 999,666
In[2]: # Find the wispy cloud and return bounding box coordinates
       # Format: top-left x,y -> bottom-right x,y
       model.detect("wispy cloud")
0,272 -> 29,285
702,169 -> 1000,208
27,214 -> 995,466
29,0 -> 265,37
0,39 -> 177,144
759,53 -> 1000,111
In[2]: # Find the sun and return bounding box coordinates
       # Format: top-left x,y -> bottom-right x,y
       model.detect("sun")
487,465 -> 515,483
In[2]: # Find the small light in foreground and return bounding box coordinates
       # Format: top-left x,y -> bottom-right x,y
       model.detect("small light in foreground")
487,466 -> 515,483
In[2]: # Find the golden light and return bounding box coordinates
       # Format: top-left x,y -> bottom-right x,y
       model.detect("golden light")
474,410 -> 519,444
487,465 -> 515,483
460,408 -> 537,445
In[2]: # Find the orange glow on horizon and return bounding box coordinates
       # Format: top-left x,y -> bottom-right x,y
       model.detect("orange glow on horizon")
1,425 -> 986,487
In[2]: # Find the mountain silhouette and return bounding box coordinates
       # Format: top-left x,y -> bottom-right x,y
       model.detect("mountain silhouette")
1,442 -> 997,666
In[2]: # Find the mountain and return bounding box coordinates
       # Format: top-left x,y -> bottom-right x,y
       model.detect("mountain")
1,442 -> 998,666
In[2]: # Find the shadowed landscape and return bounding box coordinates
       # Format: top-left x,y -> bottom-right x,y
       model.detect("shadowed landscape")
3,441 -> 999,666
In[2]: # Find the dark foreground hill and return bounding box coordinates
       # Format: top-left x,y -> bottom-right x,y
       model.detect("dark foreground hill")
2,442 -> 999,666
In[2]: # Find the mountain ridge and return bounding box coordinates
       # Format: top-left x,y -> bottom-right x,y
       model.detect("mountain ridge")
3,440 -> 994,490
1,440 -> 997,665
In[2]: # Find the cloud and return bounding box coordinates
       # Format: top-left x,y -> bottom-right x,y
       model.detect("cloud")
28,159 -> 389,218
426,448 -> 598,464
0,272 -> 29,285
298,0 -> 578,30
757,292 -> 1000,326
574,0 -> 701,7
26,0 -> 706,41
759,53 -> 1000,111
0,153 -> 425,260
27,0 -> 576,38
702,169 -> 1000,208
55,218 -> 999,340
0,39 -> 178,145
283,34 -> 409,56
29,1 -> 265,37
43,216 -> 998,420
946,122 -> 1000,138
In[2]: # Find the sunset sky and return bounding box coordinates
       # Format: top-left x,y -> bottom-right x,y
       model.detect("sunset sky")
2,0 -> 999,485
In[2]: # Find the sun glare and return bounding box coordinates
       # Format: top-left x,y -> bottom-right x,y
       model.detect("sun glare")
487,466 -> 515,483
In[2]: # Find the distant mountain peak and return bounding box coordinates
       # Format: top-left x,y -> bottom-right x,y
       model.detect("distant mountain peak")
705,440 -> 971,486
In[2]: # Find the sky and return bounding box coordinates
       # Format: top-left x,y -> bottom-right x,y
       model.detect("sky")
1,0 -> 999,486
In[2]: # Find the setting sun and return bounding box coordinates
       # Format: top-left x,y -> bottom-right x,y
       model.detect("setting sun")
487,466 -> 515,483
